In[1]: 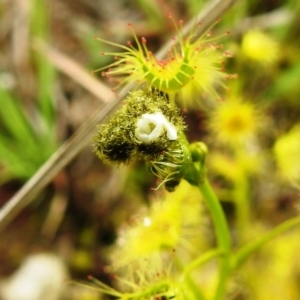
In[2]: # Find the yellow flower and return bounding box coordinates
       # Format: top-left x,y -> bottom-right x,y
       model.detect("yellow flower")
112,181 -> 203,268
241,30 -> 279,63
274,124 -> 300,182
116,196 -> 182,260
94,16 -> 234,108
208,96 -> 259,145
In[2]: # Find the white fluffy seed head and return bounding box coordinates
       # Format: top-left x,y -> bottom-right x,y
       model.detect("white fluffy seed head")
135,112 -> 177,143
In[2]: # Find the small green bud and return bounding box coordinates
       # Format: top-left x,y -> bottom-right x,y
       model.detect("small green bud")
184,142 -> 208,186
189,142 -> 208,164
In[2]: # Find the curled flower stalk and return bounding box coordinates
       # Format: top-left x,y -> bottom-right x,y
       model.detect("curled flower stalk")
94,15 -> 235,108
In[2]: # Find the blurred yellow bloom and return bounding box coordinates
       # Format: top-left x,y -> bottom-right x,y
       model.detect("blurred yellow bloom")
112,181 -> 203,268
241,30 -> 279,63
244,229 -> 300,300
209,152 -> 261,182
208,97 -> 258,145
274,124 -> 300,182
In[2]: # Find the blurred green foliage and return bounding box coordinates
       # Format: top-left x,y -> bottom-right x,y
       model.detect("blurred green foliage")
0,88 -> 56,183
0,0 -> 57,184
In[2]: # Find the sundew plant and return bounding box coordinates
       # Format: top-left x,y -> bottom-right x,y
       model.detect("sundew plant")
90,9 -> 300,300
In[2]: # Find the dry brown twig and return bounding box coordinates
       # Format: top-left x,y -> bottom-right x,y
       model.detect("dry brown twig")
32,39 -> 115,103
0,0 -> 237,231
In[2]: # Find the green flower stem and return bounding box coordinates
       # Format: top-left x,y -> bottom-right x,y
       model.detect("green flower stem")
183,276 -> 207,300
181,248 -> 224,282
233,146 -> 251,240
175,257 -> 207,300
198,178 -> 231,300
233,172 -> 250,237
232,215 -> 300,269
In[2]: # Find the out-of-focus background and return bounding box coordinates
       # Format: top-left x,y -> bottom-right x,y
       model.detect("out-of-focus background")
0,0 -> 300,299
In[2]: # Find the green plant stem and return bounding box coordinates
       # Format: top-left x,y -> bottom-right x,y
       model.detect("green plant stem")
233,172 -> 250,237
175,257 -> 206,300
198,179 -> 231,300
183,276 -> 207,300
232,215 -> 300,269
233,146 -> 251,240
181,248 -> 224,282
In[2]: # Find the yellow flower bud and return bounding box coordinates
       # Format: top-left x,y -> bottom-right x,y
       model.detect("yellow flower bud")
208,96 -> 259,145
241,30 -> 279,63
274,125 -> 300,182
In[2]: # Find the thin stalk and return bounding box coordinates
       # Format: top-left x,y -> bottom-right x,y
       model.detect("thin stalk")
232,146 -> 251,239
198,179 -> 231,300
183,276 -> 207,300
233,215 -> 300,269
181,248 -> 224,282
233,173 -> 250,233
175,256 -> 207,300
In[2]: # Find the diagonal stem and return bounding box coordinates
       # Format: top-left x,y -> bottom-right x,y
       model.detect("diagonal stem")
180,248 -> 224,282
233,215 -> 300,269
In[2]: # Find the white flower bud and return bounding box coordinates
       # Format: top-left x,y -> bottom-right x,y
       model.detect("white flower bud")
135,112 -> 177,143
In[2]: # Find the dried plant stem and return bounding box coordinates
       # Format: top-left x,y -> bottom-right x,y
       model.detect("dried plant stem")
0,0 -> 237,231
32,39 -> 115,103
